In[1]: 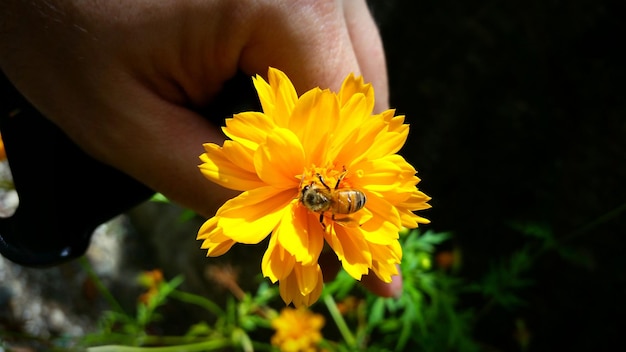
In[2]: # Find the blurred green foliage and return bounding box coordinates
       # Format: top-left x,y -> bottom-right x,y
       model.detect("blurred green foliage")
13,218 -> 596,352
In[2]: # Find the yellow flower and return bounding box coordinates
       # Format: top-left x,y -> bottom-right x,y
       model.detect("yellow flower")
271,307 -> 325,352
197,67 -> 431,307
137,269 -> 164,305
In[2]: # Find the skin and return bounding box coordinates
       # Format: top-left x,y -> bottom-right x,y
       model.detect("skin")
0,0 -> 399,297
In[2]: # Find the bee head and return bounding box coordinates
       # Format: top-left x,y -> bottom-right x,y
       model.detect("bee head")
300,183 -> 330,212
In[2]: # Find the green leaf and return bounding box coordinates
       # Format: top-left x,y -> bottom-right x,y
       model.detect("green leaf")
231,328 -> 254,352
149,193 -> 170,203
185,322 -> 213,337
556,246 -> 595,269
396,300 -> 416,351
368,297 -> 387,327
324,270 -> 357,299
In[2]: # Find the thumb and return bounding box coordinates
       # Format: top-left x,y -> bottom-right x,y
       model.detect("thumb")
320,251 -> 403,298
360,265 -> 403,298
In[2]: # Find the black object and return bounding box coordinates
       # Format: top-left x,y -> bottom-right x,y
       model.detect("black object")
0,71 -> 155,267
0,70 -> 259,268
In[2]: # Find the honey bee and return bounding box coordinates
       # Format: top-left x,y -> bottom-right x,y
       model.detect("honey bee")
300,172 -> 367,225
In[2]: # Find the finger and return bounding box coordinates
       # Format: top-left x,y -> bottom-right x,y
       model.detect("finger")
1,1 -> 243,218
237,0 -> 366,93
360,265 -> 403,298
339,1 -> 401,297
319,251 -> 402,298
78,77 -> 240,218
342,0 -> 390,112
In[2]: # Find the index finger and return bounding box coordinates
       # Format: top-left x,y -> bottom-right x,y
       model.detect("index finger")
236,0 -> 388,107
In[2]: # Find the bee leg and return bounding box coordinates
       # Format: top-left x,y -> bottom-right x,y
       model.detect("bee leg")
334,169 -> 348,190
316,173 -> 331,191
330,213 -> 348,223
319,212 -> 326,229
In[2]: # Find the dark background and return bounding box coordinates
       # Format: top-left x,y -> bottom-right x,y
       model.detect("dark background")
368,0 -> 626,350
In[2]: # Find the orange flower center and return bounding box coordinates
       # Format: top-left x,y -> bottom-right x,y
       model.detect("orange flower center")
299,166 -> 346,192
298,166 -> 366,227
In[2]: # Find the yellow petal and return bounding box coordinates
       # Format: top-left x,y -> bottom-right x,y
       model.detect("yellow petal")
354,155 -> 422,204
276,202 -> 325,265
359,194 -> 402,245
387,113 -> 406,132
262,233 -> 295,283
354,158 -> 404,194
338,73 -> 375,114
397,189 -> 432,228
221,140 -> 257,173
399,189 -> 433,209
332,225 -> 372,280
294,263 -> 320,296
253,128 -> 304,188
197,215 -> 218,239
398,207 -> 431,228
337,92 -> 368,130
253,68 -> 298,127
288,88 -> 339,165
360,221 -> 400,246
197,217 -> 237,256
200,236 -> 236,257
199,143 -> 265,191
218,187 -> 294,244
333,114 -> 387,167
279,263 -> 323,307
222,111 -> 275,151
365,128 -> 409,161
335,110 -> 409,167
369,241 -> 402,282
325,93 -> 369,162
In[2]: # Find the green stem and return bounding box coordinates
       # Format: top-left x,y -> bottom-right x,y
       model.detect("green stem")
86,338 -> 231,352
169,290 -> 225,317
323,294 -> 356,348
79,257 -> 126,315
560,201 -> 626,245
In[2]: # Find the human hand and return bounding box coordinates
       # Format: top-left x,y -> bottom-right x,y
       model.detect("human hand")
0,0 -> 399,297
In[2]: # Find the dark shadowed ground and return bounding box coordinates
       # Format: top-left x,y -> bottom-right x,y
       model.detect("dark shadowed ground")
369,0 -> 626,350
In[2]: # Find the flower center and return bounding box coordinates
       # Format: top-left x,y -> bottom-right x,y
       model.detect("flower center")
298,166 -> 367,226
299,166 -> 348,194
